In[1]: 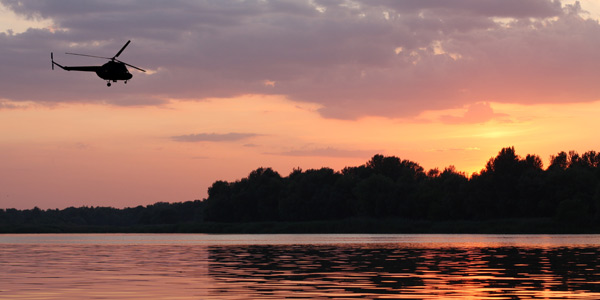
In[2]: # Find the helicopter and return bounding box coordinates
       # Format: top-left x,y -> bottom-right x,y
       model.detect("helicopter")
51,40 -> 146,86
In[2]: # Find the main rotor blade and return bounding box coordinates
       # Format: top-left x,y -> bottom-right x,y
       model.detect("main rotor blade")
124,62 -> 146,72
65,52 -> 111,60
114,40 -> 130,59
114,58 -> 146,72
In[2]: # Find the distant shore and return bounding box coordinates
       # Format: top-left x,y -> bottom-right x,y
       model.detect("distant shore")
2,218 -> 599,234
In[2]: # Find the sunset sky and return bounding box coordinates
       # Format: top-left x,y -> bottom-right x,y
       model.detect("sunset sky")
2,0 -> 600,209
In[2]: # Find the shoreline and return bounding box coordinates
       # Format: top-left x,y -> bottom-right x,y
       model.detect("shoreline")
2,218 -> 599,234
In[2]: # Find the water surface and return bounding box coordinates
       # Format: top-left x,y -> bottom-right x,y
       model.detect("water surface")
1,234 -> 599,299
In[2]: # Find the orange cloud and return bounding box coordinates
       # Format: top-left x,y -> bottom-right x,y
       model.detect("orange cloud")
272,147 -> 378,158
171,132 -> 261,142
440,102 -> 509,124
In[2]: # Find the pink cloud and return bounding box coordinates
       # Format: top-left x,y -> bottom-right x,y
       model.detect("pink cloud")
171,132 -> 260,142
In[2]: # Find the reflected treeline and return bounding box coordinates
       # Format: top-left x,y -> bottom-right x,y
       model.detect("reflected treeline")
2,147 -> 600,232
207,244 -> 600,298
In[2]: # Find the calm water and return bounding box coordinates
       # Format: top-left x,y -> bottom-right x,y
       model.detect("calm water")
1,234 -> 599,299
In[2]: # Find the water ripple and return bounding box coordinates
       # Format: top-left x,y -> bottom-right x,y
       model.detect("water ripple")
0,234 -> 599,299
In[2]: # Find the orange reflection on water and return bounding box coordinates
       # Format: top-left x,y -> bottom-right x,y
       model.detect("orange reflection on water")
1,234 -> 599,299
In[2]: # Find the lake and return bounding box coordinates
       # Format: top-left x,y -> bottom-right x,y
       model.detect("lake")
1,234 -> 599,299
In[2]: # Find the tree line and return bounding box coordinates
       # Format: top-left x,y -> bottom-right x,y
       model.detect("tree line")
2,147 -> 600,232
0,201 -> 204,232
203,147 -> 600,225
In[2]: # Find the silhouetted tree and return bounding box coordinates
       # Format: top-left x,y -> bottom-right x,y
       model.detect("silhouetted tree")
549,151 -> 569,171
352,174 -> 396,217
422,166 -> 469,220
280,168 -> 346,221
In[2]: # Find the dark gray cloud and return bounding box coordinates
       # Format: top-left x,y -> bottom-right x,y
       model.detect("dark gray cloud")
1,0 -> 599,119
171,132 -> 260,142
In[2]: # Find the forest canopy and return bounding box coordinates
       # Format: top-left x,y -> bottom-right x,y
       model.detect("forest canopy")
203,147 -> 600,225
2,147 -> 600,233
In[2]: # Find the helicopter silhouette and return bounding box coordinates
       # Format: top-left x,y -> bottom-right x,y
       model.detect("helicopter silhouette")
51,40 -> 146,86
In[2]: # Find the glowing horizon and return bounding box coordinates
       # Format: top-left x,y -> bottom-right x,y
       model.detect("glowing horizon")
3,96 -> 600,209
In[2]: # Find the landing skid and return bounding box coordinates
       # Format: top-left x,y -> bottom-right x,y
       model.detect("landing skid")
106,80 -> 126,87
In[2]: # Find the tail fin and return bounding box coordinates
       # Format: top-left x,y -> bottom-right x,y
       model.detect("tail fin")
50,52 -> 67,70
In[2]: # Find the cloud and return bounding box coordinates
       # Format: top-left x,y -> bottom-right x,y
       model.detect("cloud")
369,0 -> 562,18
171,132 -> 260,142
273,147 -> 377,158
430,147 -> 481,152
440,102 -> 508,124
0,100 -> 23,110
191,156 -> 210,160
1,0 -> 600,119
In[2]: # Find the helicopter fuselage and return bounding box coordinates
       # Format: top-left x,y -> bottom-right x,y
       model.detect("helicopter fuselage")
96,61 -> 133,81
